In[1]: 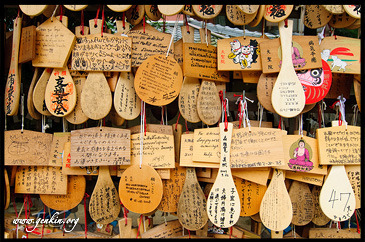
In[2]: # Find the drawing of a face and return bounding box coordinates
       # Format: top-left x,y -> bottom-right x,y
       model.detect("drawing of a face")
241,45 -> 252,55
298,140 -> 305,148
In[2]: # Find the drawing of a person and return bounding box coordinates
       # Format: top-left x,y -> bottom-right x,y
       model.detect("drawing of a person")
291,42 -> 306,68
288,139 -> 313,171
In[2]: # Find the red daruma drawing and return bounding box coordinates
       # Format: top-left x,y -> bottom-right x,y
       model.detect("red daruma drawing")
296,59 -> 332,105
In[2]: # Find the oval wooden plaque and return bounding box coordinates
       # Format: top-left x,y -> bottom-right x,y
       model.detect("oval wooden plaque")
271,20 -> 305,118
264,5 -> 293,23
237,5 -> 260,14
311,185 -> 331,226
257,73 -> 277,113
178,77 -> 201,123
81,72 -> 112,120
134,54 -> 183,106
249,5 -> 266,27
197,80 -> 222,125
27,67 -> 41,120
90,166 -> 120,224
40,175 -> 86,211
65,76 -> 89,124
119,164 -> 163,214
145,5 -> 162,21
192,5 -> 223,20
114,72 -> 141,120
304,5 -> 332,29
343,5 -> 361,19
157,5 -> 184,16
207,123 -> 241,228
4,169 -> 10,210
346,18 -> 361,29
226,5 -> 257,26
288,180 -> 314,226
126,5 -> 145,25
182,5 -> 195,16
45,67 -> 77,117
107,5 -> 132,12
319,165 -> 356,222
63,5 -> 88,11
33,68 -> 53,116
260,169 -> 293,232
19,5 -> 48,16
328,12 -> 357,28
177,167 -> 208,231
322,5 -> 345,15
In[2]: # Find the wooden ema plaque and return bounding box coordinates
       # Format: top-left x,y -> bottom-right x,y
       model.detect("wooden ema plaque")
89,166 -> 120,224
238,5 -> 260,14
27,68 -> 41,120
71,33 -> 132,72
145,5 -> 162,21
242,71 -> 261,83
33,68 -> 52,116
174,38 -> 184,67
259,35 -> 322,74
328,11 -> 357,28
264,5 -> 293,23
19,5 -> 48,16
343,5 -> 361,19
196,80 -> 222,125
257,73 -> 277,113
285,171 -> 324,186
32,18 -> 76,68
70,127 -> 131,166
178,77 -> 201,123
157,5 -> 184,16
271,20 -> 306,118
232,169 -> 271,187
345,165 -> 361,209
177,167 -> 208,231
192,5 -> 223,19
311,185 -> 331,226
134,54 -> 183,106
4,169 -> 10,210
48,132 -> 70,166
64,5 -> 88,11
127,22 -> 174,67
106,5 -> 132,12
45,67 -> 77,117
233,177 -> 267,216
141,219 -> 183,238
15,166 -> 67,194
303,5 -> 333,29
226,5 -> 258,26
206,123 -> 241,228
319,36 -> 360,74
274,135 -> 327,175
40,175 -> 86,211
65,76 -> 89,124
119,164 -> 163,214
125,5 -> 145,25
249,5 -> 265,27
19,25 -> 36,63
260,169 -> 292,232
217,37 -> 264,71
4,130 -> 52,166
323,5 -> 344,14
193,127 -> 220,163
309,228 -> 361,239
288,181 -> 314,226
183,43 -> 230,82
316,125 -> 360,165
5,17 -> 21,116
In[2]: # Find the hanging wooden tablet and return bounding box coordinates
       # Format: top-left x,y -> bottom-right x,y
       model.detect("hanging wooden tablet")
44,67 -> 77,117
217,36 -> 263,71
320,36 -> 360,74
63,5 -> 88,11
19,5 -> 48,16
328,12 -> 357,29
249,5 -> 266,27
238,5 -> 260,14
40,175 -> 86,211
119,164 -> 163,214
4,129 -> 52,166
183,43 -> 229,82
32,18 -> 76,68
309,228 -> 361,239
232,169 -> 271,187
192,5 -> 223,20
129,124 -> 173,135
106,5 -> 132,12
288,181 -> 314,226
353,79 -> 360,112
33,68 -> 53,116
260,169 -> 292,232
226,5 -> 257,26
285,171 -> 324,186
145,5 -> 162,21
271,20 -> 306,118
193,127 -> 220,163
134,54 -> 183,106
126,5 -> 145,25
127,22 -> 174,67
241,71 -> 260,83
70,126 -> 130,166
345,165 -> 361,209
303,5 -> 333,29
311,185 -> 331,226
114,71 -> 141,120
263,5 -> 293,23
19,25 -> 36,63
257,73 -> 277,113
274,135 -> 327,175
174,38 -> 184,67
157,5 -> 184,16
182,5 -> 195,16
15,166 -> 67,194
178,77 -> 201,123
140,220 -> 183,238
5,17 -> 21,116
27,68 -> 41,120
343,5 -> 361,19
347,18 -> 361,29
177,167 -> 208,231
196,80 -> 222,125
80,72 -> 112,120
322,5 -> 344,15
4,169 -> 10,210
234,177 -> 267,216
89,166 -> 120,224
207,123 -> 240,228
65,76 -> 89,124
260,36 -> 322,74
48,132 -> 70,166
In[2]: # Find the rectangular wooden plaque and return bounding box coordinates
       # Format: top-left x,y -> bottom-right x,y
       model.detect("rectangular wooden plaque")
19,25 -> 36,63
48,132 -> 70,166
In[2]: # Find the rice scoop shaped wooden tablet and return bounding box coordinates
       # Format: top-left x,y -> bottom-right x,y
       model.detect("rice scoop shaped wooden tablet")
206,123 -> 240,228
271,20 -> 305,118
134,54 -> 183,106
119,164 -> 163,214
288,180 -> 314,226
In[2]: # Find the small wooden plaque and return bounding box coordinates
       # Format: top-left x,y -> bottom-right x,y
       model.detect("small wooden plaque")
304,5 -> 333,29
19,25 -> 37,63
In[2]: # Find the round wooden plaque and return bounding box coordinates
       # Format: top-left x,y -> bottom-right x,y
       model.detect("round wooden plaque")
288,180 -> 314,226
19,5 -> 48,17
226,5 -> 257,26
311,185 -> 331,226
303,5 -> 332,29
107,5 -> 132,12
182,5 -> 195,16
249,5 -> 266,27
322,5 -> 345,15
126,5 -> 145,26
63,5 -> 88,11
257,73 -> 277,114
33,68 -> 53,116
178,77 -> 201,123
192,5 -> 223,20
237,5 -> 260,14
328,12 -> 357,28
134,54 -> 183,106
40,175 -> 86,211
65,76 -> 89,125
264,5 -> 293,23
119,164 -> 163,214
343,5 -> 361,19
158,5 -> 184,16
346,18 -> 361,29
196,80 -> 222,125
145,5 -> 162,21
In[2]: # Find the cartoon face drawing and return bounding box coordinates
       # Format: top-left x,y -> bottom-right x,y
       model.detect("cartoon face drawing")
288,139 -> 314,172
228,39 -> 259,69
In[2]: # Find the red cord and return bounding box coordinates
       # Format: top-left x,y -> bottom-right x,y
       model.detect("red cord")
223,99 -> 228,131
278,116 -> 282,130
317,103 -> 322,129
284,18 -> 288,27
59,5 -> 63,22
122,12 -> 126,29
184,14 -> 189,33
185,120 -> 189,134
83,193 -> 90,238
136,214 -> 143,238
41,204 -> 46,238
81,9 -> 84,35
94,5 -> 100,27
63,211 -> 66,236
188,229 -> 191,238
101,5 -> 105,37
355,209 -> 360,233
229,226 -> 233,238
143,15 -> 146,33
175,112 -> 181,131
